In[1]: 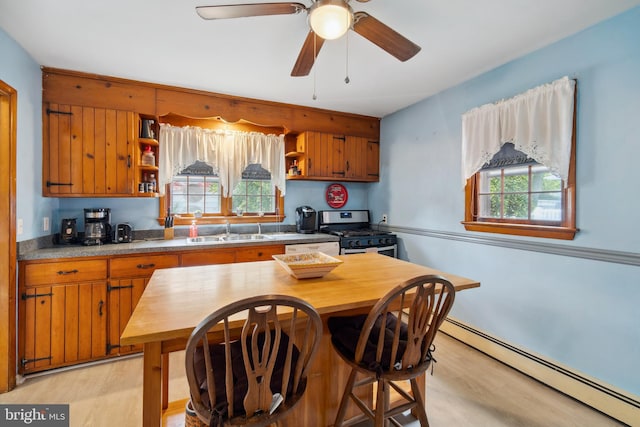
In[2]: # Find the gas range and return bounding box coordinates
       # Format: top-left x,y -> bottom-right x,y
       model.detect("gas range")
318,210 -> 397,256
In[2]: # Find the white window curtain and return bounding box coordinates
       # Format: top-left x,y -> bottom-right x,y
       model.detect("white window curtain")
225,131 -> 286,198
158,124 -> 286,197
461,76 -> 575,187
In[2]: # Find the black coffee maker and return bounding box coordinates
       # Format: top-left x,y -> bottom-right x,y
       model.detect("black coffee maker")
295,206 -> 317,234
83,208 -> 111,245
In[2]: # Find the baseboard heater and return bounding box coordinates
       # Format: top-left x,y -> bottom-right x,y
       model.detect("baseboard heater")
440,317 -> 640,426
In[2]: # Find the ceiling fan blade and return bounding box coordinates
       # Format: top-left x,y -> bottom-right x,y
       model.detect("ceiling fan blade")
196,3 -> 306,20
352,11 -> 421,62
291,31 -> 326,77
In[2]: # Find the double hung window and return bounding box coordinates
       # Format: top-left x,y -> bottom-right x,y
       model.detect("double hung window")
461,77 -> 577,239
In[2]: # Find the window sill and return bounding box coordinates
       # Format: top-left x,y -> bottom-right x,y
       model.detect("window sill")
158,214 -> 285,227
461,221 -> 578,240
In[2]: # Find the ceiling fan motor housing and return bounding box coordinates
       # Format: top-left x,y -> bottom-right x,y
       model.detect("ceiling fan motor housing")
309,0 -> 354,40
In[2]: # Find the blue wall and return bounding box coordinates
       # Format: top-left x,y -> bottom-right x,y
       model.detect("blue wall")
55,181 -> 369,232
369,7 -> 640,395
0,29 -> 57,241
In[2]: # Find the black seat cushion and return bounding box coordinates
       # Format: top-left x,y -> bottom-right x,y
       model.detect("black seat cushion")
328,313 -> 409,371
193,331 -> 300,417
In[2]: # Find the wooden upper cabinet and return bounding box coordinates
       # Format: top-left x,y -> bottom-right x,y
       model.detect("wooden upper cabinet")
366,139 -> 380,180
43,103 -> 136,197
294,132 -> 379,182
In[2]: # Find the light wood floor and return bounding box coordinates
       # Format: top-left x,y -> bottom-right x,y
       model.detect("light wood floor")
0,333 -> 623,427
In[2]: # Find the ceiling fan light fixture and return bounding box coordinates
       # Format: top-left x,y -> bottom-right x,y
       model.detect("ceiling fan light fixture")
309,0 -> 353,40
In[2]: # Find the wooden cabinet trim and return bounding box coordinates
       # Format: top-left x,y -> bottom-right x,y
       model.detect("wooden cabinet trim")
42,67 -> 380,139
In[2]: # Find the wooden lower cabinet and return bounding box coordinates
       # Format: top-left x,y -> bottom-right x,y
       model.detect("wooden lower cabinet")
108,254 -> 180,356
18,244 -> 287,374
21,282 -> 107,374
107,278 -> 146,355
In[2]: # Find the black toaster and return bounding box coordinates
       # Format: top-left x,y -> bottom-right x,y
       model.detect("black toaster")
114,223 -> 133,243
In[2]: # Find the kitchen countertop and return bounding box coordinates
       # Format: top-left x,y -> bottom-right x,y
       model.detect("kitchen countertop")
18,232 -> 339,261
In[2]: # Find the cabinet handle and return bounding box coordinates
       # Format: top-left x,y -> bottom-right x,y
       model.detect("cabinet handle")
46,108 -> 73,116
257,252 -> 263,257
137,263 -> 156,269
21,291 -> 53,300
127,154 -> 131,168
47,181 -> 74,187
98,300 -> 104,317
107,283 -> 135,291
346,161 -> 350,171
308,158 -> 312,170
57,269 -> 79,275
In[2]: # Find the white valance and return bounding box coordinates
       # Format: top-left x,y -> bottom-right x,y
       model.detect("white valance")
461,76 -> 575,187
158,124 -> 286,197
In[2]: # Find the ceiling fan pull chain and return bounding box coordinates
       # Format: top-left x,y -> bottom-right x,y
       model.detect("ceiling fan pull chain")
345,30 -> 350,84
313,32 -> 318,100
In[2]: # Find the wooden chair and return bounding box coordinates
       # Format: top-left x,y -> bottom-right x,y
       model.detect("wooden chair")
328,275 -> 456,427
185,294 -> 322,426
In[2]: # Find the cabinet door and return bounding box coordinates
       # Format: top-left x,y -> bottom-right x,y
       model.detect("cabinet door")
43,103 -> 135,196
366,140 -> 380,181
344,136 -> 368,180
107,278 -> 146,355
21,282 -> 107,373
107,254 -> 179,355
296,131 -> 375,181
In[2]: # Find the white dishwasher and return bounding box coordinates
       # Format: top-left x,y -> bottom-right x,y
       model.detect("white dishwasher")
285,241 -> 340,256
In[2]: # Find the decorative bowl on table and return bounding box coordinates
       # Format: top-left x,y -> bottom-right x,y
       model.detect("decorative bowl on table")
272,252 -> 343,279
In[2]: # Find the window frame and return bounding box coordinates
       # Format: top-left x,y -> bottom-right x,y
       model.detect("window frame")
159,182 -> 285,226
462,113 -> 577,240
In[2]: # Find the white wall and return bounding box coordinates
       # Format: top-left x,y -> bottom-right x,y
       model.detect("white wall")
369,7 -> 640,395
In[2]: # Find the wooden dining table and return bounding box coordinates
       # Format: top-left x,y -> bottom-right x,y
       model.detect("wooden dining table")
120,252 -> 480,427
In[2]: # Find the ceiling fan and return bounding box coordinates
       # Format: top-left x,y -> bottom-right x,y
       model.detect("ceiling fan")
196,1 -> 421,77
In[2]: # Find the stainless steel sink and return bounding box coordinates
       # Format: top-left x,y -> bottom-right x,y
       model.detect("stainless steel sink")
185,235 -> 223,244
219,234 -> 273,241
186,234 -> 272,244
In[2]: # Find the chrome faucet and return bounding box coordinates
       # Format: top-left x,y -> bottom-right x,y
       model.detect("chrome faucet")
225,220 -> 231,235
257,223 -> 261,235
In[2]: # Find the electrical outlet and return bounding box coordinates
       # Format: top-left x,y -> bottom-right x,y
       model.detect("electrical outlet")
43,216 -> 50,232
17,218 -> 23,235
382,214 -> 388,224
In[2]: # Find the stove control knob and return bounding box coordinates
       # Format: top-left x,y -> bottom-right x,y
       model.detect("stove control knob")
368,239 -> 374,246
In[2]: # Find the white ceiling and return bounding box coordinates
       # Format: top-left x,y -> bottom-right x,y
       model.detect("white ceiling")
1,0 -> 639,118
